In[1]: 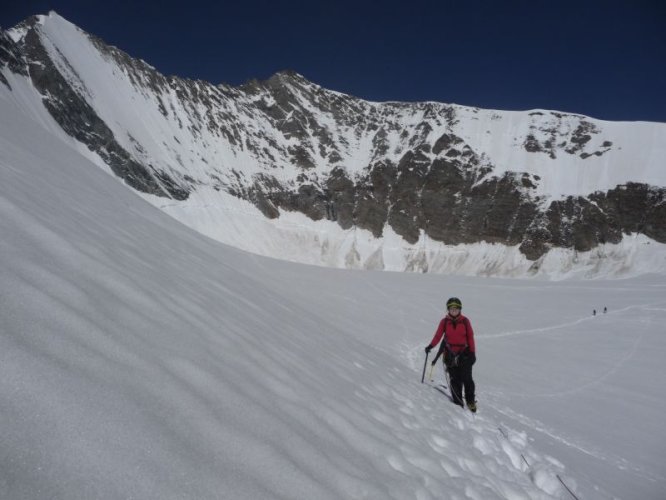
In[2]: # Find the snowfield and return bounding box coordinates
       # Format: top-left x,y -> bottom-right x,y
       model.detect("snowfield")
1,73 -> 666,499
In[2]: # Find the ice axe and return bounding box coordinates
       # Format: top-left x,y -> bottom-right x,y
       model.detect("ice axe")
421,351 -> 429,383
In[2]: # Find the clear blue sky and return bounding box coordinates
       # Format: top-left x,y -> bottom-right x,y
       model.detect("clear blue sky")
2,0 -> 665,122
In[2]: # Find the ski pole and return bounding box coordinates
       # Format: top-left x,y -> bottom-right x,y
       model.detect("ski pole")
421,351 -> 429,383
428,362 -> 435,382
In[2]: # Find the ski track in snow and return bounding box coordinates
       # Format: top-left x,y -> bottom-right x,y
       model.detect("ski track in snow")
476,301 -> 666,492
411,296 -> 666,497
482,301 -> 664,340
484,303 -> 658,398
483,393 -> 665,486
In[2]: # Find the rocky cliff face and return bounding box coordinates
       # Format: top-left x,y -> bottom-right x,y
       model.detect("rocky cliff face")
2,13 -> 665,270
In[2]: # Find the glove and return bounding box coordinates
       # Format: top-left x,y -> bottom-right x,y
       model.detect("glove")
425,345 -> 433,354
468,352 -> 476,365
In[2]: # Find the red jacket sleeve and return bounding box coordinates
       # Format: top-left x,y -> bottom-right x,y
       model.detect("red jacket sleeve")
429,318 -> 446,348
464,317 -> 476,353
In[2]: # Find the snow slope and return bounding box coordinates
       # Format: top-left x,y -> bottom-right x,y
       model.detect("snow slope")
2,63 -> 666,499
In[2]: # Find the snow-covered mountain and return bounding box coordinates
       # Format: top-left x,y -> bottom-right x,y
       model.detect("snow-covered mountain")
2,50 -> 666,500
2,12 -> 666,500
2,12 -> 665,277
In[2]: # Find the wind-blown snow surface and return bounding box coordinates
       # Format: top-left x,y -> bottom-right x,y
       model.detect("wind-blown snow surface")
1,83 -> 666,499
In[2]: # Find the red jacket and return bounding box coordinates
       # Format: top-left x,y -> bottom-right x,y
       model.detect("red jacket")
429,313 -> 475,354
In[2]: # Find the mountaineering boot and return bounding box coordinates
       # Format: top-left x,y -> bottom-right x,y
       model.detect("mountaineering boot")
467,401 -> 477,413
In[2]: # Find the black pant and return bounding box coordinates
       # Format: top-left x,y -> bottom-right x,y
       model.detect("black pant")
447,357 -> 475,406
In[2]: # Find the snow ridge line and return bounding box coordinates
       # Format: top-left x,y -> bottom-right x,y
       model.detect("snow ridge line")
497,426 -> 581,500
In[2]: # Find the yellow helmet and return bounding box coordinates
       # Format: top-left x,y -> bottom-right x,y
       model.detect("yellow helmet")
446,297 -> 462,309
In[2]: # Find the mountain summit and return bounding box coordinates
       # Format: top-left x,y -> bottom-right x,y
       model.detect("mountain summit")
2,12 -> 665,277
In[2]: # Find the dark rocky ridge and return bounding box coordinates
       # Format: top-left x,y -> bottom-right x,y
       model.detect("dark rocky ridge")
9,17 -> 189,200
0,28 -> 28,87
2,15 -> 664,263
